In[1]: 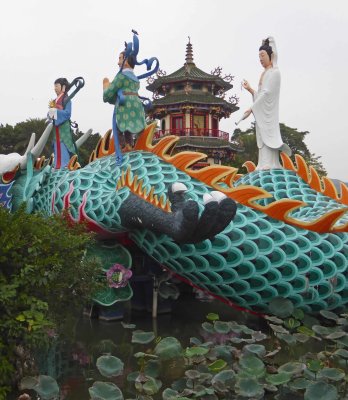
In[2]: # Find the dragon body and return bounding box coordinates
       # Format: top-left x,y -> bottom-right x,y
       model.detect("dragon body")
5,124 -> 348,313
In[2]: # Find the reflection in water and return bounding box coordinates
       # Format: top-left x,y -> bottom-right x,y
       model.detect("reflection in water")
40,294 -> 260,399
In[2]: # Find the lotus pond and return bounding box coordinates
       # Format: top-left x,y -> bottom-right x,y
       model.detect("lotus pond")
14,294 -> 348,400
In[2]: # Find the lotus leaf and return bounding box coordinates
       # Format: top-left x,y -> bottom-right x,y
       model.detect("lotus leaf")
171,377 -> 188,392
121,322 -> 136,329
19,376 -> 39,390
335,335 -> 348,347
229,337 -> 243,344
306,359 -> 324,373
214,321 -> 231,334
235,377 -> 264,398
304,381 -> 338,400
189,337 -> 202,346
89,381 -> 124,400
278,361 -> 305,375
319,310 -> 339,321
292,308 -> 305,320
334,348 -> 348,358
144,359 -> 161,378
215,344 -> 237,363
268,298 -> 294,318
229,322 -> 244,333
265,315 -> 284,324
208,359 -> 227,372
126,371 -> 140,382
162,388 -> 179,400
31,375 -> 59,400
317,351 -> 331,361
200,372 -> 213,382
277,333 -> 297,345
185,370 -> 200,380
289,378 -> 311,390
239,324 -> 254,335
154,337 -> 183,360
293,333 -> 310,343
142,376 -> 162,395
131,330 -> 155,344
325,331 -> 346,340
93,284 -> 133,306
252,331 -> 268,342
302,314 -> 319,327
263,383 -> 278,392
269,324 -> 289,334
284,318 -> 301,330
297,326 -> 315,336
201,322 -> 215,333
206,313 -> 219,321
243,344 -> 266,358
317,368 -> 345,381
96,355 -> 124,378
212,369 -> 235,388
312,325 -> 333,336
266,372 -> 291,385
212,380 -> 228,393
239,355 -> 265,378
185,346 -> 209,358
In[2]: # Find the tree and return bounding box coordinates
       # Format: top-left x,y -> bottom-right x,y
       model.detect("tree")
0,206 -> 103,396
0,119 -> 101,167
230,123 -> 327,176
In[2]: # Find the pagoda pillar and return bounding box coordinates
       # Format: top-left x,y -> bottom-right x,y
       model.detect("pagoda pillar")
185,110 -> 190,134
206,114 -> 211,136
164,115 -> 170,132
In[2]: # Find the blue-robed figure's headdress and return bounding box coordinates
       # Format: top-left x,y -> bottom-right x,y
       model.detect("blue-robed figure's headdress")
121,29 -> 159,80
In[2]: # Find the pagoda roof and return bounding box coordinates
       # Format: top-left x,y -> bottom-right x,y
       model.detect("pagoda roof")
175,136 -> 244,152
151,89 -> 238,113
147,39 -> 233,93
146,64 -> 233,92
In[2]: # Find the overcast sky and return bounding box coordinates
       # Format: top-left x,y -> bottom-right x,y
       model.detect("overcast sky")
1,0 -> 347,180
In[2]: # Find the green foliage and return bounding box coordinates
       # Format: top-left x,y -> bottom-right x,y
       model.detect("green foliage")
0,206 -> 102,394
231,123 -> 327,175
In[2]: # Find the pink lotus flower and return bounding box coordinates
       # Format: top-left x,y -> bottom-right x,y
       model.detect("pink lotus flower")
106,264 -> 132,288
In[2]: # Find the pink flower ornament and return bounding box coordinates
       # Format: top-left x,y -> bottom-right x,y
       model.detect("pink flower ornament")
106,264 -> 132,288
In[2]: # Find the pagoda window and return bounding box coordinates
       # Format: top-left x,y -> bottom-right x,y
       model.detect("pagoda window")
171,115 -> 184,135
193,114 -> 206,136
192,83 -> 201,90
175,84 -> 184,91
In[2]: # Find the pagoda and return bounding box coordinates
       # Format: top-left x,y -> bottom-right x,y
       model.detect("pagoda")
146,38 -> 243,166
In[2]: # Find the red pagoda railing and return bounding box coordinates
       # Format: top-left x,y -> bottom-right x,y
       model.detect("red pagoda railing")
154,128 -> 230,140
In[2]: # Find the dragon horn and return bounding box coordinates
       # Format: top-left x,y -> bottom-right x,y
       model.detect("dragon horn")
24,132 -> 36,156
20,123 -> 53,169
76,129 -> 93,149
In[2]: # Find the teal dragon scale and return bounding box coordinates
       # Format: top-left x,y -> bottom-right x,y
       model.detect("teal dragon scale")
2,123 -> 348,313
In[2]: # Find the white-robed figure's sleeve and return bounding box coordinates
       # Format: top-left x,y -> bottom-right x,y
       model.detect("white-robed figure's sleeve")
251,67 -> 283,150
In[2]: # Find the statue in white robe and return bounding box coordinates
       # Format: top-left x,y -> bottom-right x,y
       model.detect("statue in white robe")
241,37 -> 291,170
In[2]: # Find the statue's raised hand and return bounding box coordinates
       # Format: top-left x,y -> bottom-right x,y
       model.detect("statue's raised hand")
103,77 -> 110,90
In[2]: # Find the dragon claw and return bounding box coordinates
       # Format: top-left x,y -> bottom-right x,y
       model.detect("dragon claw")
119,183 -> 237,244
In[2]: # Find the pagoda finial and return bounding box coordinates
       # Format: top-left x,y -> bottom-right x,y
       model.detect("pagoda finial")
185,37 -> 194,64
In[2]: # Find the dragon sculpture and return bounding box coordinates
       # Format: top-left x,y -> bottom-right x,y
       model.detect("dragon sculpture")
1,122 -> 348,314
